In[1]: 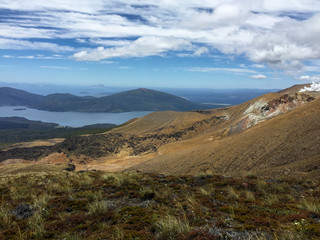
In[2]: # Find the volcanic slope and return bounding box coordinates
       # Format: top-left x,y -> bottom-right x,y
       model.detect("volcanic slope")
110,111 -> 210,134
125,84 -> 320,179
1,84 -> 320,179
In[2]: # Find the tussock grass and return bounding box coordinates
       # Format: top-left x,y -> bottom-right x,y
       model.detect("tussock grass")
87,201 -> 108,216
265,194 -> 280,205
186,196 -> 204,223
244,190 -> 256,202
101,172 -> 138,187
0,206 -> 13,228
226,186 -> 240,200
198,186 -> 212,197
300,198 -> 320,213
0,167 -> 320,239
28,210 -> 46,239
154,215 -> 190,240
112,227 -> 125,240
62,233 -> 83,240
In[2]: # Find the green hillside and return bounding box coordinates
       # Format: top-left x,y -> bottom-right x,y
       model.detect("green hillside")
0,117 -> 116,145
100,88 -> 207,112
0,87 -> 43,106
0,87 -> 210,112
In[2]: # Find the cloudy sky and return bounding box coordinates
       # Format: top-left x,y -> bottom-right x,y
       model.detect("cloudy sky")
1,0 -> 320,89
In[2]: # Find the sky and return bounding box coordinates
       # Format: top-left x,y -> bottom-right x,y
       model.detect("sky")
1,0 -> 320,89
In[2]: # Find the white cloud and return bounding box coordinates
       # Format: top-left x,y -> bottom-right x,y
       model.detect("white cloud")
40,66 -> 70,70
250,74 -> 267,79
268,60 -> 305,75
1,0 -> 320,76
299,75 -> 311,81
100,60 -> 115,64
73,36 -> 191,61
0,38 -> 74,52
303,65 -> 320,72
188,67 -> 256,74
0,0 -> 105,13
18,56 -> 35,59
118,66 -> 133,69
89,39 -> 131,47
299,75 -> 320,82
3,54 -> 66,60
194,47 -> 209,56
251,64 -> 265,68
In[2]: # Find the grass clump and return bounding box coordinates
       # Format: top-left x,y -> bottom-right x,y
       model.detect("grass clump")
154,215 -> 190,240
28,210 -> 46,239
0,206 -> 13,228
87,201 -> 108,216
299,198 -> 320,213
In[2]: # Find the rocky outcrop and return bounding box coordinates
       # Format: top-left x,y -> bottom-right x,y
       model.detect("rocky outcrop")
11,204 -> 33,220
228,92 -> 319,135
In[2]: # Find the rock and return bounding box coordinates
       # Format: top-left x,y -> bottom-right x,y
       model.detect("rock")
65,164 -> 76,171
310,212 -> 320,223
142,192 -> 155,200
11,203 -> 33,219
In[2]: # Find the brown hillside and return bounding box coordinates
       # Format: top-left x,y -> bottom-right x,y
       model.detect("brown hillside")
110,111 -> 209,135
1,84 -> 320,180
128,97 -> 320,179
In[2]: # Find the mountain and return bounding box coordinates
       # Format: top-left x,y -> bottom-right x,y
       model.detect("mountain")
1,84 -> 320,179
33,93 -> 104,112
123,84 -> 320,178
0,87 -> 210,112
99,88 -> 207,112
0,87 -> 43,106
130,94 -> 320,178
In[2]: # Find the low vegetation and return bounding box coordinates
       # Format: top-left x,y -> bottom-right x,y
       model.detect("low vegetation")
0,166 -> 319,239
0,124 -> 116,146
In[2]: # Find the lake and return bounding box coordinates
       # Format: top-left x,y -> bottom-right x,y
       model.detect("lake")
0,106 -> 152,127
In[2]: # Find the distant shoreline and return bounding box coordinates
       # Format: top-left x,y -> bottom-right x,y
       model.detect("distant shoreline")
202,103 -> 231,106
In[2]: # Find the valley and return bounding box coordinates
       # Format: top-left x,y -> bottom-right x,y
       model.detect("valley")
1,84 -> 320,240
1,84 -> 319,179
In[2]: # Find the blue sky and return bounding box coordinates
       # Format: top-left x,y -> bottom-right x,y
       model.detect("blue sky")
1,0 -> 320,89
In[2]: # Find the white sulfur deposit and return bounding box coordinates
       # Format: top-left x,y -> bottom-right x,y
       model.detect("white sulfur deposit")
300,82 -> 320,92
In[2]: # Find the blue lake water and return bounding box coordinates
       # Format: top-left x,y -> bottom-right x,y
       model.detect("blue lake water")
0,106 -> 152,127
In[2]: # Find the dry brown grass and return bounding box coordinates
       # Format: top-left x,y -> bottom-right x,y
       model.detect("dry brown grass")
154,214 -> 190,240
128,97 -> 320,179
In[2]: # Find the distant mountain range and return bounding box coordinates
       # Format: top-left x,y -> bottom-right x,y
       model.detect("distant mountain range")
0,87 -> 210,112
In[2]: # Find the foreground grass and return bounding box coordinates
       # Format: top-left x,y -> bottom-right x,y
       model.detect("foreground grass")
0,168 -> 319,239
